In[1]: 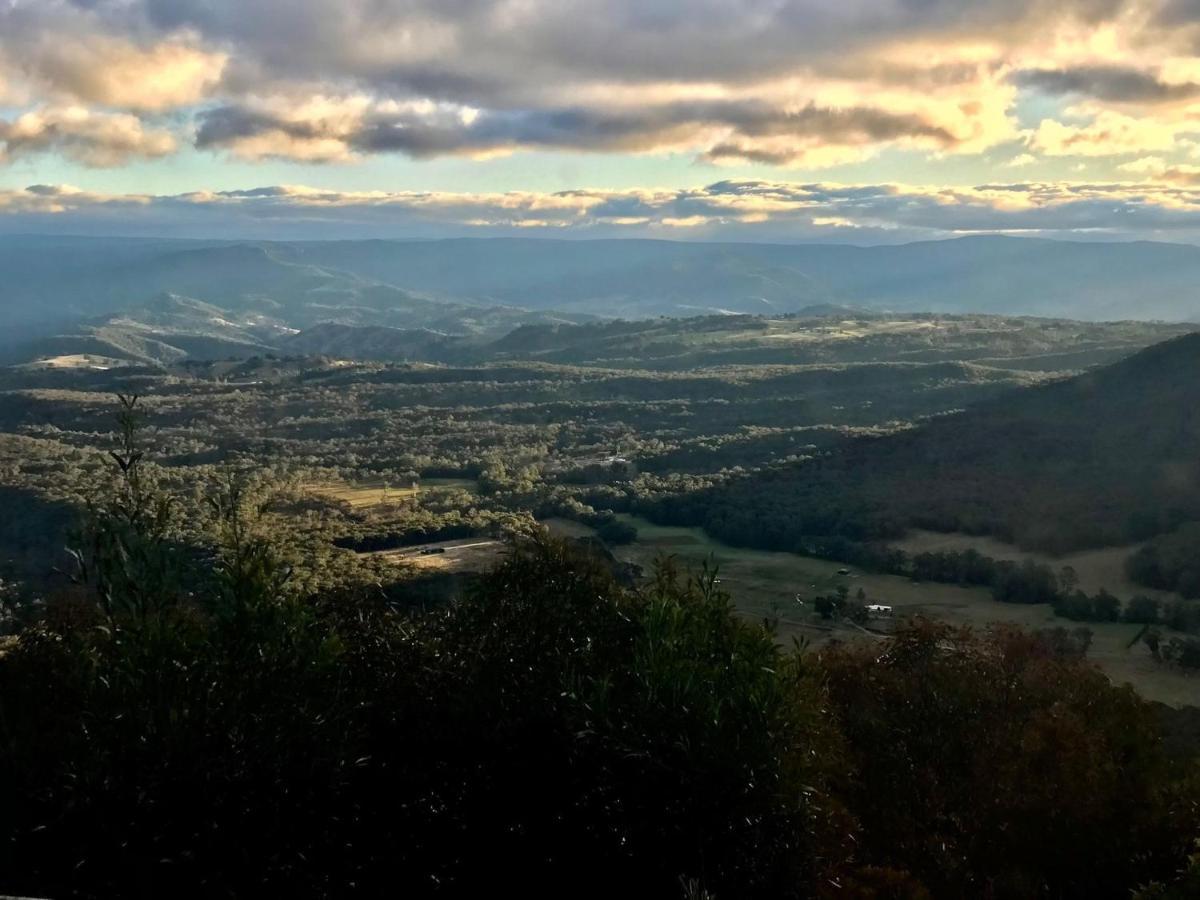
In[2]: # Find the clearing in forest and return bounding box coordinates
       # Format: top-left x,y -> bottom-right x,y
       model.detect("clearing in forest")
612,515 -> 1199,708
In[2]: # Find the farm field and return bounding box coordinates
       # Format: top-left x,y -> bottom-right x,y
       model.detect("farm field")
540,517 -> 600,538
613,515 -> 1199,707
21,354 -> 131,370
364,537 -> 507,574
305,478 -> 477,510
891,529 -> 1183,602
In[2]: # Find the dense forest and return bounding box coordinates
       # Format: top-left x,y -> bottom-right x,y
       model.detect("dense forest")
2,421 -> 1198,899
651,332 -> 1200,555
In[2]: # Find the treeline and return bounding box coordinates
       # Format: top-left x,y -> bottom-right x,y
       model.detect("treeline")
1,424 -> 1198,898
681,527 -> 1200,652
868,546 -> 1200,669
1128,523 -> 1200,598
1144,630 -> 1200,671
335,519 -> 486,552
899,548 -> 1200,642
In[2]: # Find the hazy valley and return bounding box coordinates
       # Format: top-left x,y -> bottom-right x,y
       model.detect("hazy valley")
5,236 -> 1200,897
7,233 -> 1200,371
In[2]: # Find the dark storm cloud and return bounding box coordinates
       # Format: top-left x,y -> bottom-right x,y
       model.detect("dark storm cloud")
15,0 -> 1142,103
195,99 -> 959,162
1013,66 -> 1200,103
2,0 -> 1198,168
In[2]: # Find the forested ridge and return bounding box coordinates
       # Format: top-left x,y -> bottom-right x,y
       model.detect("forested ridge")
656,332 -> 1200,555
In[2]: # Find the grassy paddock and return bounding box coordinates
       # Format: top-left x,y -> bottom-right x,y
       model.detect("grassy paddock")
613,515 -> 1199,707
892,528 -> 1182,602
539,517 -> 599,538
364,537 -> 506,573
305,477 -> 477,510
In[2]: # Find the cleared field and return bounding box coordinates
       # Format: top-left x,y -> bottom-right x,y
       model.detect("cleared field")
306,477 -> 477,510
892,529 -> 1182,602
365,537 -> 506,574
24,354 -> 130,370
308,481 -> 418,509
761,318 -> 939,343
614,515 -> 1199,707
540,517 -> 598,538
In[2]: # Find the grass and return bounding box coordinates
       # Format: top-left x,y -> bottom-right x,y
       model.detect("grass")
23,354 -> 130,370
892,529 -> 1181,602
760,318 -> 939,343
613,515 -> 1198,707
305,478 -> 477,510
540,517 -> 599,538
364,538 -> 506,574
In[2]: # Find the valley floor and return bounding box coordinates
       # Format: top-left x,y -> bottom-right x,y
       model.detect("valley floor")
892,529 -> 1178,602
610,515 -> 1198,708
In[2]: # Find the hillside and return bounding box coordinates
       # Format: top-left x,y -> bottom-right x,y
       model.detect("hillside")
678,332 -> 1200,554
6,236 -> 1200,347
282,323 -> 471,363
5,304 -> 1193,375
479,313 -> 1194,370
0,237 -> 595,357
287,236 -> 1200,319
0,286 -> 592,367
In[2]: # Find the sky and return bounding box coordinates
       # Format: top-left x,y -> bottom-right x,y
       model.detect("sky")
8,1 -> 1200,242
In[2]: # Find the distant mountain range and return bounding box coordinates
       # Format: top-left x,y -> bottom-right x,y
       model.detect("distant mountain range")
286,235 -> 1200,321
4,233 -> 1200,364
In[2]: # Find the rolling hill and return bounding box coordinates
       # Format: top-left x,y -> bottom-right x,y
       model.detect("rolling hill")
5,232 -> 1200,369
273,234 -> 1200,320
5,235 -> 1200,351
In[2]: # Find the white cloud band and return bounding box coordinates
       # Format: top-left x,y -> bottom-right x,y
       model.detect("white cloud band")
9,178 -> 1200,242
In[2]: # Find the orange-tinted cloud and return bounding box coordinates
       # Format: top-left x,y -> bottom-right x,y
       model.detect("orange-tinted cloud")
0,106 -> 177,167
12,177 -> 1200,244
3,0 -> 1200,172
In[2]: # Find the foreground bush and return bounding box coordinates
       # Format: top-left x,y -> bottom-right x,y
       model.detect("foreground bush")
820,623 -> 1195,896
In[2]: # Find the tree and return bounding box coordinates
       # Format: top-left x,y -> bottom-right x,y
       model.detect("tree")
1,396 -> 1197,898
595,516 -> 638,545
1093,588 -> 1122,622
1137,841 -> 1200,899
1126,595 -> 1161,625
817,620 -> 1194,897
1059,565 -> 1079,594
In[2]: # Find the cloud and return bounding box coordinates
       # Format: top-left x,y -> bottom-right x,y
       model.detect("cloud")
9,176 -> 1200,243
131,0 -> 1133,94
1119,156 -> 1168,174
17,35 -> 227,111
1029,110 -> 1188,156
0,183 -> 152,213
0,106 -> 177,167
195,97 -> 964,166
0,0 -> 1171,169
1149,164 -> 1200,184
1013,66 -> 1200,103
1006,153 -> 1039,167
